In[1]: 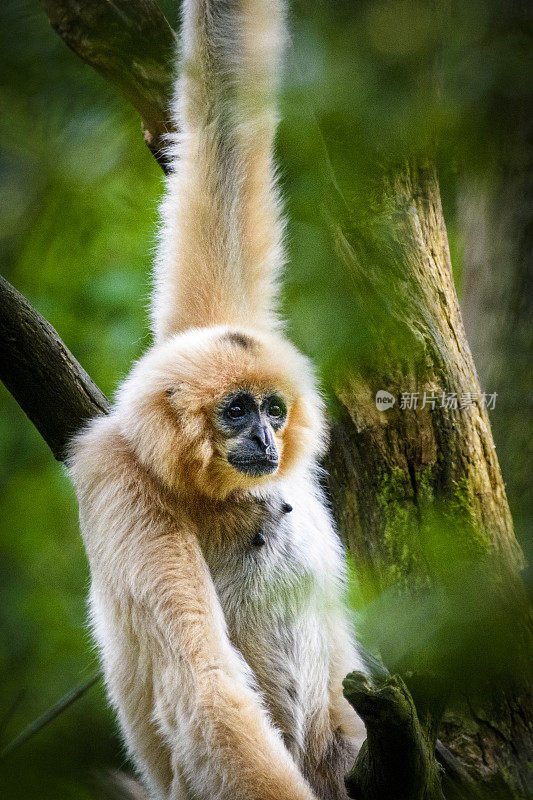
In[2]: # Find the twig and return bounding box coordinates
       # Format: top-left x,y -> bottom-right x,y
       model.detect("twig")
0,673 -> 101,760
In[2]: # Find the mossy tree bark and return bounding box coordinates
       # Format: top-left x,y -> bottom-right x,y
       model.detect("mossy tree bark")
343,671 -> 446,800
324,162 -> 533,796
326,163 -> 517,571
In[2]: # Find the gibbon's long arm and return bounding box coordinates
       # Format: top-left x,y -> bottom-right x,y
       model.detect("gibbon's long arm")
152,0 -> 286,340
70,422 -> 317,800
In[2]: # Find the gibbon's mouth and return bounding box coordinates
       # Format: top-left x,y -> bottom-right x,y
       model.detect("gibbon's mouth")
227,453 -> 279,477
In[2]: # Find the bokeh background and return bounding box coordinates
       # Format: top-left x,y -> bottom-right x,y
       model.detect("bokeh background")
1,0 -> 531,797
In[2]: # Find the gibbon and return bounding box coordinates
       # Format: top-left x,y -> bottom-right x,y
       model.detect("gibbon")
68,0 -> 367,798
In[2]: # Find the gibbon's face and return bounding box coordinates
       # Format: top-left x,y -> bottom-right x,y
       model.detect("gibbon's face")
216,390 -> 287,477
115,327 -> 327,499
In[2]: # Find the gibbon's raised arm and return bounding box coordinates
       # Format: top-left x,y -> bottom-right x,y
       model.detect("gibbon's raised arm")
153,0 -> 286,340
70,420 -> 318,800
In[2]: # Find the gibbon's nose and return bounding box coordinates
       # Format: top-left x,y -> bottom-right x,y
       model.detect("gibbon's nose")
250,423 -> 275,455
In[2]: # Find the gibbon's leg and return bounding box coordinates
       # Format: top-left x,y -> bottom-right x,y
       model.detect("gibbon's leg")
304,613 -> 367,799
71,430 -> 319,800
326,616 -> 367,754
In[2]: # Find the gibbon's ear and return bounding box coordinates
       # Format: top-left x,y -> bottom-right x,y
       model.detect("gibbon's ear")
152,0 -> 287,340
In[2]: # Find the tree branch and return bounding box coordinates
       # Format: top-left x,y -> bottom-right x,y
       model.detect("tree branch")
343,672 -> 445,800
38,0 -> 177,171
0,276 -> 109,461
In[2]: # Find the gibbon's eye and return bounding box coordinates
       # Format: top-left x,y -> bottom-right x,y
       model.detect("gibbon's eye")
267,396 -> 287,422
221,392 -> 255,426
228,402 -> 245,419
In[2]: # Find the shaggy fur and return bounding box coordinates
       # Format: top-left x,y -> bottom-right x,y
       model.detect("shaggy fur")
68,1 -> 366,798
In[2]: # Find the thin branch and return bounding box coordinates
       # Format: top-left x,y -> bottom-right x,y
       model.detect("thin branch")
436,740 -> 482,798
0,276 -> 109,461
0,673 -> 100,760
38,0 -> 177,171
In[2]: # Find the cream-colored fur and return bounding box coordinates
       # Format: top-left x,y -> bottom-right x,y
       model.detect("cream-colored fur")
68,1 -> 366,798
153,0 -> 285,339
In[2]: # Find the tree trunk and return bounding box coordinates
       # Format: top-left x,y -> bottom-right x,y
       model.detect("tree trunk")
325,163 -> 533,796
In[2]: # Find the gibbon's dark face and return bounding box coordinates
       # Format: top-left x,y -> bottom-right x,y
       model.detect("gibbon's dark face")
217,391 -> 287,476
